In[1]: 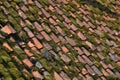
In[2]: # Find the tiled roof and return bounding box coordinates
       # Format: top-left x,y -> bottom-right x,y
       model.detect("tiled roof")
0,0 -> 120,80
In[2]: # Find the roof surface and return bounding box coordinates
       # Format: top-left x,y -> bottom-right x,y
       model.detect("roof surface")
0,0 -> 120,80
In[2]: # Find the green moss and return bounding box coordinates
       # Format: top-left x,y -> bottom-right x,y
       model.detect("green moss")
68,2 -> 79,11
8,15 -> 17,25
71,35 -> 83,47
0,11 -> 6,25
92,74 -> 99,80
39,58 -> 52,72
11,2 -> 17,8
66,44 -> 78,60
75,62 -> 85,71
0,30 -> 8,37
70,18 -> 79,27
29,6 -> 39,14
63,5 -> 71,11
44,75 -> 53,80
14,48 -> 24,54
18,31 -> 28,42
22,71 -> 32,80
14,0 -> 21,4
8,7 -> 18,17
106,75 -> 119,80
0,49 -> 11,62
16,77 -> 25,80
76,14 -> 82,21
51,63 -> 61,73
28,15 -> 36,22
87,35 -> 98,46
8,62 -> 16,68
9,68 -> 21,79
3,1 -> 11,8
68,66 -> 78,77
111,62 -> 120,72
104,56 -> 112,64
94,61 -> 102,69
4,77 -> 13,80
1,55 -> 11,63
38,0 -> 47,7
0,65 -> 12,80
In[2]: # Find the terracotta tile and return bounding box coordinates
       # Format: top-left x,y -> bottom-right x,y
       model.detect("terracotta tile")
82,68 -> 87,75
32,71 -> 43,79
70,24 -> 78,31
100,61 -> 108,69
76,19 -> 84,27
61,46 -> 69,53
52,15 -> 57,20
55,7 -> 63,15
31,47 -> 39,53
70,12 -> 76,18
3,42 -> 13,51
72,0 -> 80,8
56,26 -> 66,36
106,68 -> 114,75
23,59 -> 33,68
85,74 -> 94,80
97,53 -> 104,60
60,71 -> 71,80
28,0 -> 33,4
1,24 -> 15,34
50,33 -> 60,43
36,33 -> 44,40
85,41 -> 95,50
34,1 -> 42,9
24,27 -> 34,38
21,5 -> 28,12
58,36 -> 66,43
83,16 -> 89,22
91,66 -> 103,76
49,5 -> 54,12
27,41 -> 35,48
42,23 -> 51,33
116,61 -> 120,66
41,8 -> 50,18
82,55 -> 93,66
101,76 -> 107,80
108,34 -> 116,40
62,15 -> 71,23
20,20 -> 25,27
41,31 -> 51,41
83,21 -> 90,28
32,37 -> 43,49
43,42 -> 52,50
77,31 -> 86,40
65,36 -> 76,46
18,10 -> 27,19
78,55 -> 86,64
24,49 -> 34,57
81,47 -> 90,56
63,22 -> 71,29
74,47 -> 83,55
48,0 -> 56,6
61,54 -> 71,63
34,22 -> 43,32
49,18 -> 57,25
101,68 -> 109,76
88,22 -> 95,29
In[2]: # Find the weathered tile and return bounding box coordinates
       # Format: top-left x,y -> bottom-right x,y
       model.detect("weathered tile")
41,31 -> 51,41
77,31 -> 86,40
